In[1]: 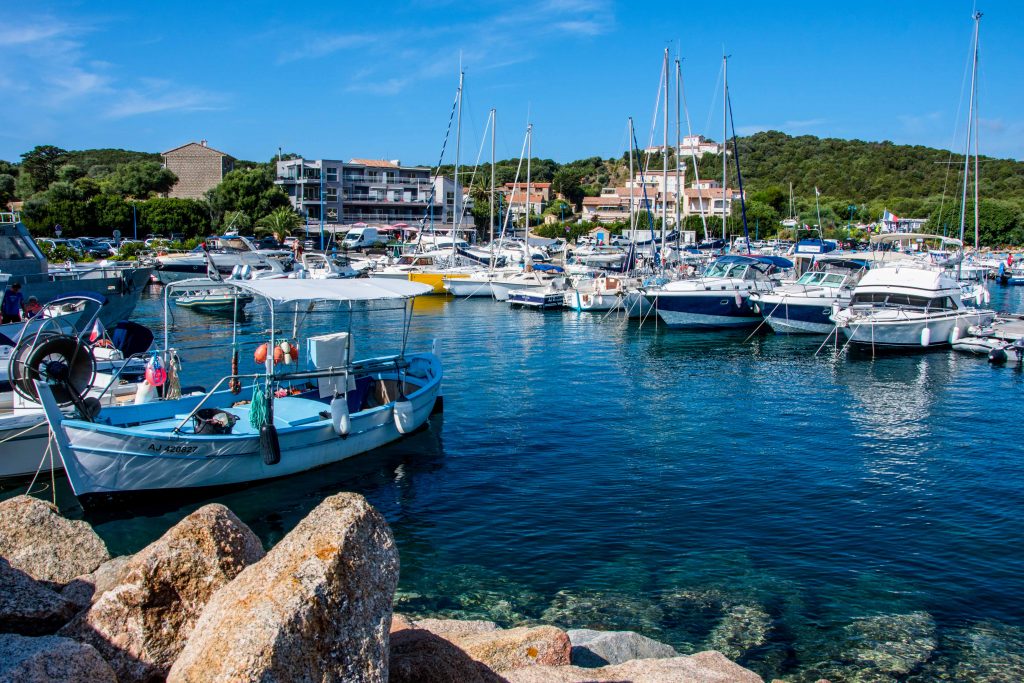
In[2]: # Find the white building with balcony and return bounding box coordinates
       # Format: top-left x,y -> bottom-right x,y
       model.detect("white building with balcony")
275,158 -> 464,228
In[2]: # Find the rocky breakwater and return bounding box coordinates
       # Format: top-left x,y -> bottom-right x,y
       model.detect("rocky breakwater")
0,492 -> 765,682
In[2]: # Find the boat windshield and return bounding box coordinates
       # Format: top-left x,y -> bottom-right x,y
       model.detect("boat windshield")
703,262 -> 750,279
851,293 -> 959,310
0,234 -> 38,261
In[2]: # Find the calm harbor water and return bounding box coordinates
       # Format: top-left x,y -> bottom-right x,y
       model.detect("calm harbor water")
4,283 -> 1024,681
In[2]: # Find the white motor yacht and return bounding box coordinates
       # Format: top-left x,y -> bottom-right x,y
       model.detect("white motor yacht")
831,261 -> 995,349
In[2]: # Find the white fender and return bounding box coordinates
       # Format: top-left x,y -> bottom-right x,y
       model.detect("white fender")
734,291 -> 744,307
134,380 -> 156,405
949,326 -> 961,344
280,341 -> 294,365
394,398 -> 415,434
920,327 -> 931,347
330,394 -> 350,436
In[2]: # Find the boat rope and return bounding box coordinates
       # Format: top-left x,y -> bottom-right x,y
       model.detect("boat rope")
0,420 -> 47,445
25,434 -> 58,506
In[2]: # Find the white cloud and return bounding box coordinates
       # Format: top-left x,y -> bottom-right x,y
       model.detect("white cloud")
0,11 -> 231,125
274,0 -> 613,95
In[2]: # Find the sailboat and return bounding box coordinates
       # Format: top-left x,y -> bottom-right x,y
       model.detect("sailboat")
644,56 -> 792,328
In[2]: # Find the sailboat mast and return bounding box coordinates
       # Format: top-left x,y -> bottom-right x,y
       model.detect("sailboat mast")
490,108 -> 496,245
722,55 -> 728,242
972,11 -> 982,251
453,70 -> 463,262
661,48 -> 669,252
629,118 -> 635,231
525,123 -> 532,271
958,13 -> 980,251
675,55 -> 682,240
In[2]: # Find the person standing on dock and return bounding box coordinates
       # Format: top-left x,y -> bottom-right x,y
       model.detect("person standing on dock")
2,282 -> 23,323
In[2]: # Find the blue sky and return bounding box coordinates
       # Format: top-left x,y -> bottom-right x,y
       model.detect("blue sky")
1,1 -> 1022,166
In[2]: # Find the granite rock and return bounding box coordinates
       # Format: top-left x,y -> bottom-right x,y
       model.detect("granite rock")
0,633 -> 117,683
503,650 -> 764,682
168,492 -> 399,683
389,627 -> 506,683
419,623 -> 571,673
0,495 -> 109,587
61,555 -> 132,610
568,627 -> 679,667
0,558 -> 77,636
60,503 -> 264,682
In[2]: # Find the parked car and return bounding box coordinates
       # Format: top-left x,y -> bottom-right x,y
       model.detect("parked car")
256,236 -> 282,250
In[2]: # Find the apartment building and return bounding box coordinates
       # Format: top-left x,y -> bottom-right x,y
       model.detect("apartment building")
275,158 -> 463,226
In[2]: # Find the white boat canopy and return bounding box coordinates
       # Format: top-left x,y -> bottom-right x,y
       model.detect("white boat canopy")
870,233 -> 963,247
230,278 -> 433,303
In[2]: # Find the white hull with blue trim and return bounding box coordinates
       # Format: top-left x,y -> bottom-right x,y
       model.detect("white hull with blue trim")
38,354 -> 441,498
644,255 -> 791,330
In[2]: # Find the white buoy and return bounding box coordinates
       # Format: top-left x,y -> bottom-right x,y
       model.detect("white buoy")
330,394 -> 350,436
983,288 -> 991,304
920,327 -> 931,347
950,326 -> 961,344
734,291 -> 744,307
134,380 -> 156,405
394,398 -> 415,434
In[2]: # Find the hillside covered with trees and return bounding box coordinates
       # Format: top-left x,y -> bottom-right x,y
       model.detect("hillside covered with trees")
2,131 -> 1022,245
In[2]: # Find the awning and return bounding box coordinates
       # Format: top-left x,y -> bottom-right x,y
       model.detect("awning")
230,278 -> 432,303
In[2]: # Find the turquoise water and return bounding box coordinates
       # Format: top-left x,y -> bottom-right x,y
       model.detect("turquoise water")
4,284 -> 1024,681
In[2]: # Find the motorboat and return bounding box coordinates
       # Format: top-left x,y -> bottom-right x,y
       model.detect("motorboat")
643,255 -> 793,329
1,294 -> 153,479
508,277 -> 569,310
34,278 -> 441,503
291,252 -> 360,280
952,314 -> 1024,364
0,212 -> 151,327
443,267 -> 520,297
152,235 -> 288,284
487,266 -> 567,302
750,260 -> 867,334
831,261 -> 995,350
568,275 -> 640,313
368,251 -> 480,294
173,287 -> 255,314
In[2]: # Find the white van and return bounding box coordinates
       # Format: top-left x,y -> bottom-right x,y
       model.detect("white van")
342,227 -> 384,250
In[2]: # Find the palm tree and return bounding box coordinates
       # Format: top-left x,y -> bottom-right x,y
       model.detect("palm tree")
256,207 -> 301,238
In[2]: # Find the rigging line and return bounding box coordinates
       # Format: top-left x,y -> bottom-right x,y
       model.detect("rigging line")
726,89 -> 750,247
642,57 -> 667,178
492,125 -> 531,271
678,57 -> 709,240
453,108 -> 493,233
937,15 -> 980,235
703,60 -> 724,139
418,81 -> 462,239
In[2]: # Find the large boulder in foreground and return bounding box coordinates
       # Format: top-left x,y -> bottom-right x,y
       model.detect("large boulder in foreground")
567,628 -> 679,666
169,492 -> 399,683
390,626 -> 506,683
0,558 -> 77,636
60,504 -> 264,682
417,620 -> 571,673
504,650 -> 764,682
0,495 -> 109,586
61,555 -> 132,611
0,633 -> 117,683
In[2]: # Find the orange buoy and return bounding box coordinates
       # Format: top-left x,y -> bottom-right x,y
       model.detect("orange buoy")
254,343 -> 269,364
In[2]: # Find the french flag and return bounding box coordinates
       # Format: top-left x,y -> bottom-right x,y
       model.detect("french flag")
882,209 -> 900,224
89,319 -> 105,343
